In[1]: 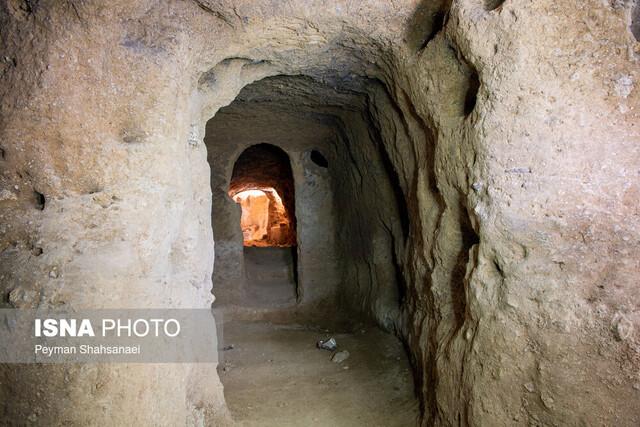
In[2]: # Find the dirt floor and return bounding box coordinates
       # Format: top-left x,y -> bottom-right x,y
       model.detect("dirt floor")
216,320 -> 419,426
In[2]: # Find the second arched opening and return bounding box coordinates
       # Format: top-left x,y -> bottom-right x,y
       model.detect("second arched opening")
228,143 -> 298,306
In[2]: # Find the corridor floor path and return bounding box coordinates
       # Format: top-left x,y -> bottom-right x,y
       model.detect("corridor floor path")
217,320 -> 419,426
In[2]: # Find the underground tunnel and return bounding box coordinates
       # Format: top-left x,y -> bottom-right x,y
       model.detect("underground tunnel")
226,142 -> 299,307
205,75 -> 421,424
0,1 -> 639,426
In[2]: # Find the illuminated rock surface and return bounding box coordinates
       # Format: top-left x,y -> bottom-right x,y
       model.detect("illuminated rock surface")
0,0 -> 639,425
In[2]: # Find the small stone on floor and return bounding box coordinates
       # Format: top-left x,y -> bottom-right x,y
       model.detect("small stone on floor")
331,350 -> 350,363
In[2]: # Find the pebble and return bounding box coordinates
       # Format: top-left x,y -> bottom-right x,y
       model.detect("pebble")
612,313 -> 633,341
541,393 -> 555,410
331,350 -> 350,363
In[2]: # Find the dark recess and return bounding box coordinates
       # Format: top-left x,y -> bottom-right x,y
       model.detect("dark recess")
485,0 -> 505,11
391,238 -> 408,307
450,206 -> 480,331
464,71 -> 480,117
375,136 -> 410,307
310,150 -> 328,168
34,191 -> 45,210
291,247 -> 300,301
632,1 -> 640,41
405,0 -> 451,52
377,143 -> 410,241
20,0 -> 39,14
419,11 -> 446,50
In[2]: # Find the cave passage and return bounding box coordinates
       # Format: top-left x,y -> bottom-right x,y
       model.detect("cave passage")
227,143 -> 299,307
229,143 -> 297,248
2,2 -> 636,425
205,75 -> 420,425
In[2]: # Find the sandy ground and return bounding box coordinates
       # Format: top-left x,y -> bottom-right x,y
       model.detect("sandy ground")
217,320 -> 419,426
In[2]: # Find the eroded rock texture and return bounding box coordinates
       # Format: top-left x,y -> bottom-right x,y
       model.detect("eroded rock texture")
0,0 -> 638,425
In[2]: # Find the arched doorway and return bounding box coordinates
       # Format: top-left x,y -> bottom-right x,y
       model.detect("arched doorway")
228,144 -> 298,306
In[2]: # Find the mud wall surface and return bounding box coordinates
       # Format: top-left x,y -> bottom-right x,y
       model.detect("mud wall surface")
0,0 -> 638,425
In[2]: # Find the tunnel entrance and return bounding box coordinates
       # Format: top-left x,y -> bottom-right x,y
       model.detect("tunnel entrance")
204,74 -> 419,425
229,143 -> 298,307
229,144 -> 297,248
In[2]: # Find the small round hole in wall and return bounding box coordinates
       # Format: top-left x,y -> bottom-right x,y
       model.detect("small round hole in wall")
310,150 -> 328,168
34,191 -> 45,210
